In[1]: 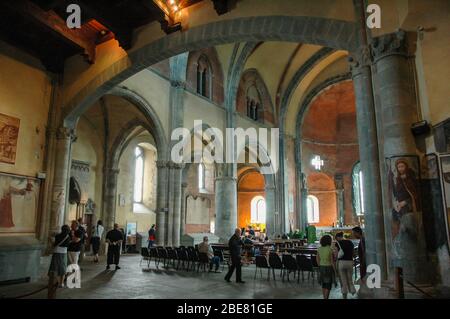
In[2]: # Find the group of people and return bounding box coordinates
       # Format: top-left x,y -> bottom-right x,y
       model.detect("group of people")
316,226 -> 366,299
47,219 -> 124,298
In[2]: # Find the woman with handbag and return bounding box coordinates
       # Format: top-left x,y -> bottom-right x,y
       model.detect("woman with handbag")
317,235 -> 336,299
47,225 -> 71,298
335,232 -> 356,299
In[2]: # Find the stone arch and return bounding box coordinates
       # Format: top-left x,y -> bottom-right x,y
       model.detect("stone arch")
63,16 -> 358,126
236,68 -> 275,124
186,47 -> 225,105
107,87 -> 168,161
294,73 -> 352,167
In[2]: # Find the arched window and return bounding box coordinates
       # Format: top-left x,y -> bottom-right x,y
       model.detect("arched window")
306,195 -> 320,223
198,163 -> 205,190
352,162 -> 365,216
197,55 -> 212,98
133,146 -> 144,203
251,196 -> 266,224
246,85 -> 261,121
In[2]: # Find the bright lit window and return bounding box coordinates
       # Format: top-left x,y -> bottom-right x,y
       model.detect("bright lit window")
353,162 -> 365,216
133,146 -> 144,203
307,195 -> 320,223
198,163 -> 205,190
251,196 -> 266,224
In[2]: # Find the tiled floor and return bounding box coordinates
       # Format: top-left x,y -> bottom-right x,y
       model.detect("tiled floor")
0,254 -> 360,299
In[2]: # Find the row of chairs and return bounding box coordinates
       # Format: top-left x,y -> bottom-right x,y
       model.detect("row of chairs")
140,246 -> 227,273
254,253 -> 319,283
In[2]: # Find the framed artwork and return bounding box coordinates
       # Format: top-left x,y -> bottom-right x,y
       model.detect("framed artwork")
0,172 -> 40,233
126,221 -> 137,237
0,113 -> 20,164
439,153 -> 450,251
420,153 -> 447,252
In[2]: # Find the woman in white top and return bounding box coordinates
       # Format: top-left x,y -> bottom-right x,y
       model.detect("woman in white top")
91,220 -> 104,263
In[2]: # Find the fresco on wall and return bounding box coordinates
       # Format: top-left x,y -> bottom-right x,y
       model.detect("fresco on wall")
387,156 -> 422,264
0,172 -> 40,233
439,154 -> 450,252
0,113 -> 20,164
420,154 -> 447,253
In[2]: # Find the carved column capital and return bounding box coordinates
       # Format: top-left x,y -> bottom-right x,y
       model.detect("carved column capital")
170,80 -> 186,89
371,29 -> 409,62
156,160 -> 168,169
348,46 -> 372,76
56,126 -> 76,141
168,161 -> 185,169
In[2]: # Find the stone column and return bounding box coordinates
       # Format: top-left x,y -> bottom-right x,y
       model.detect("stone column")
349,0 -> 387,279
156,160 -> 169,246
265,186 -> 276,238
171,163 -> 183,246
180,182 -> 188,238
372,30 -> 430,283
214,164 -> 237,242
49,127 -> 75,233
102,168 -> 120,230
349,50 -> 387,276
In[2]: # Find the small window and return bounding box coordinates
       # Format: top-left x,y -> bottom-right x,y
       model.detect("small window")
306,195 -> 320,223
352,162 -> 365,216
133,146 -> 144,203
197,55 -> 212,99
198,163 -> 205,190
251,196 -> 266,224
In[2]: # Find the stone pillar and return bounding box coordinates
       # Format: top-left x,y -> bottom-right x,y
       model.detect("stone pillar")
349,50 -> 387,276
180,182 -> 188,237
349,0 -> 387,280
214,164 -> 237,242
265,186 -> 276,238
49,127 -> 75,233
156,160 -> 169,246
171,163 -> 183,246
102,168 -> 120,230
372,30 -> 430,283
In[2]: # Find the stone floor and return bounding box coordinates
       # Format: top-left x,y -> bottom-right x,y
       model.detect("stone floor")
0,254 -> 361,299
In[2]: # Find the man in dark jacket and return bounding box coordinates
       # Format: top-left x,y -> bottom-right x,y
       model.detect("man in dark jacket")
106,223 -> 123,270
224,228 -> 245,283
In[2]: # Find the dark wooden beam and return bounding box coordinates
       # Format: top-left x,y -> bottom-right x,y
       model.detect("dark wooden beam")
211,0 -> 236,15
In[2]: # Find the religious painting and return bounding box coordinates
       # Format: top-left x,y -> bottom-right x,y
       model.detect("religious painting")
420,154 -> 447,253
439,153 -> 450,251
0,172 -> 40,233
386,156 -> 421,263
0,113 -> 20,164
126,221 -> 137,236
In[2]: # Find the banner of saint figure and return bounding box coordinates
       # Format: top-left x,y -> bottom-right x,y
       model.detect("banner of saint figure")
0,113 -> 20,164
387,156 -> 422,261
0,173 -> 40,233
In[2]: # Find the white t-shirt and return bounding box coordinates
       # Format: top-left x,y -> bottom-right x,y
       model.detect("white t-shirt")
93,224 -> 104,238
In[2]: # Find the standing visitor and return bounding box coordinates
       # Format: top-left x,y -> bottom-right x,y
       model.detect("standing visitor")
91,220 -> 104,263
67,227 -> 82,265
224,228 -> 245,283
106,223 -> 123,270
47,225 -> 71,298
335,232 -> 356,298
148,224 -> 156,248
317,235 -> 335,299
352,226 -> 366,282
76,217 -> 87,263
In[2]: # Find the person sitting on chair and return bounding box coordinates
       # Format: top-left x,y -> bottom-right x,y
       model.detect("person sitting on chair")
198,236 -> 221,273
